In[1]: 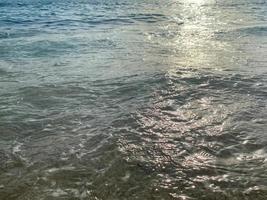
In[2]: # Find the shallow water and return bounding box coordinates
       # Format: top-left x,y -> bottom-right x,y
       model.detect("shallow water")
0,0 -> 267,199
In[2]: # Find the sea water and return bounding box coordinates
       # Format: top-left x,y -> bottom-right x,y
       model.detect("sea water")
0,0 -> 267,199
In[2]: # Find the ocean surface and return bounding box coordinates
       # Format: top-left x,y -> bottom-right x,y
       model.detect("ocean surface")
0,0 -> 267,199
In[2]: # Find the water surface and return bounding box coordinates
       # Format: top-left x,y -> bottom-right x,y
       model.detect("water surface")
0,0 -> 267,199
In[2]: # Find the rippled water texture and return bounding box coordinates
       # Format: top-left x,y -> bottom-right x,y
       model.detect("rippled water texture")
0,0 -> 267,199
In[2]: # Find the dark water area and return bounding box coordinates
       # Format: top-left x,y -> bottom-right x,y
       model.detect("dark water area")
0,0 -> 267,199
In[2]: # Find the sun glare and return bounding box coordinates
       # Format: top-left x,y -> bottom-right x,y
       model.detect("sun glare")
187,0 -> 208,5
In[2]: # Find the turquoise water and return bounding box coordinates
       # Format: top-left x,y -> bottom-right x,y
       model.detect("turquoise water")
0,0 -> 267,199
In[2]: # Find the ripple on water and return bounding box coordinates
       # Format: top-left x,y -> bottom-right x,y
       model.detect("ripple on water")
116,69 -> 267,199
0,0 -> 267,199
